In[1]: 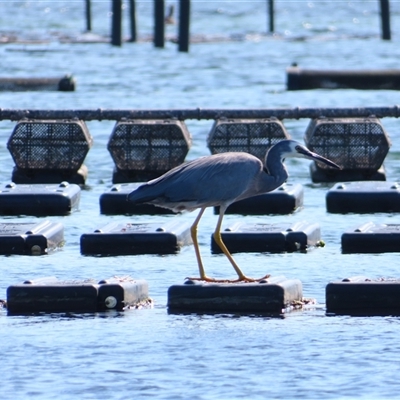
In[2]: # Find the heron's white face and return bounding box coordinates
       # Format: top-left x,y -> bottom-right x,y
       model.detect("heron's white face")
294,144 -> 316,159
280,142 -> 310,159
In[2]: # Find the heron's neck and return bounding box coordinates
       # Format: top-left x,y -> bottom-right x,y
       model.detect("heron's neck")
264,153 -> 288,187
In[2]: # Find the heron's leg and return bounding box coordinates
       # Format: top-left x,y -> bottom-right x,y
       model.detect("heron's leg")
213,207 -> 270,282
213,207 -> 248,280
186,208 -> 222,282
189,207 -> 209,280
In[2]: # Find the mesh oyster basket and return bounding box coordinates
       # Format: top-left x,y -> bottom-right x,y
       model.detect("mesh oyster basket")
207,118 -> 290,161
7,119 -> 93,171
304,117 -> 391,171
108,119 -> 192,172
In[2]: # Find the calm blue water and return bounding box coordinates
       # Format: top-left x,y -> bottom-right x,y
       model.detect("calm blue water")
1,1 -> 400,399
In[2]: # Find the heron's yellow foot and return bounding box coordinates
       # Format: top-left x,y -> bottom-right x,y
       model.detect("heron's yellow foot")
185,273 -> 271,283
185,276 -> 232,283
232,273 -> 271,283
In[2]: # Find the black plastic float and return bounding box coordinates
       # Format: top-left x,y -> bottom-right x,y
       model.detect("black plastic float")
287,67 -> 400,90
80,220 -> 192,255
342,222 -> 400,254
0,220 -> 64,255
11,165 -> 89,185
7,277 -> 98,314
326,277 -> 400,316
6,276 -> 149,315
0,75 -> 76,92
211,221 -> 321,254
310,163 -> 386,183
99,183 -> 174,215
0,182 -> 80,216
213,183 -> 303,215
327,181 -> 400,213
167,276 -> 303,314
97,277 -> 150,311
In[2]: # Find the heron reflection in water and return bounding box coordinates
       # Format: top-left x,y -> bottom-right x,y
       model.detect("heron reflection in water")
128,140 -> 340,282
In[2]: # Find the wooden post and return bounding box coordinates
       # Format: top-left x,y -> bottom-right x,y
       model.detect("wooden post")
268,0 -> 274,33
111,0 -> 123,46
178,0 -> 190,52
85,0 -> 92,32
128,0 -> 137,42
380,0 -> 391,40
154,0 -> 165,48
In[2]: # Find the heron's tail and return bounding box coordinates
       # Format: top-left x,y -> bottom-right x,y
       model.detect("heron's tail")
127,183 -> 161,204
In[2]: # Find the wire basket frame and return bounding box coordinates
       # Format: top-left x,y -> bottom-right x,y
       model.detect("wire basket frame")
7,120 -> 93,170
304,117 -> 391,171
108,120 -> 192,171
207,118 -> 290,161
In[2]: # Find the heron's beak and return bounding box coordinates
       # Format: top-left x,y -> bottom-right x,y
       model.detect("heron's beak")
296,145 -> 341,169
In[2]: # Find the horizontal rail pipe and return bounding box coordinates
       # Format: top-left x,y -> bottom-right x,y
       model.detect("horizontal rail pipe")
0,106 -> 400,121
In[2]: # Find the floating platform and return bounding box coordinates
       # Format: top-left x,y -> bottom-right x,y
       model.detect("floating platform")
327,181 -> 400,213
342,222 -> 400,254
326,277 -> 400,316
99,183 -> 174,215
0,75 -> 75,92
168,276 -> 303,314
0,182 -> 80,216
11,165 -> 88,185
80,220 -> 192,255
0,220 -> 64,255
287,66 -> 400,90
97,277 -> 149,311
6,276 -> 149,314
211,221 -> 321,254
214,183 -> 303,215
310,162 -> 386,183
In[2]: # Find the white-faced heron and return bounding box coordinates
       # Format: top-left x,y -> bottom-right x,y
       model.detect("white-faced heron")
127,140 -> 340,282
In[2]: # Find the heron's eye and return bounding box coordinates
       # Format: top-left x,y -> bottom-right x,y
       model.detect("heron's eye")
295,145 -> 306,154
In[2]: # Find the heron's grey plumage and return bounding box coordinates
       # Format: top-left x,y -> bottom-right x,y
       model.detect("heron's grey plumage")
127,140 -> 340,282
128,152 -> 276,212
